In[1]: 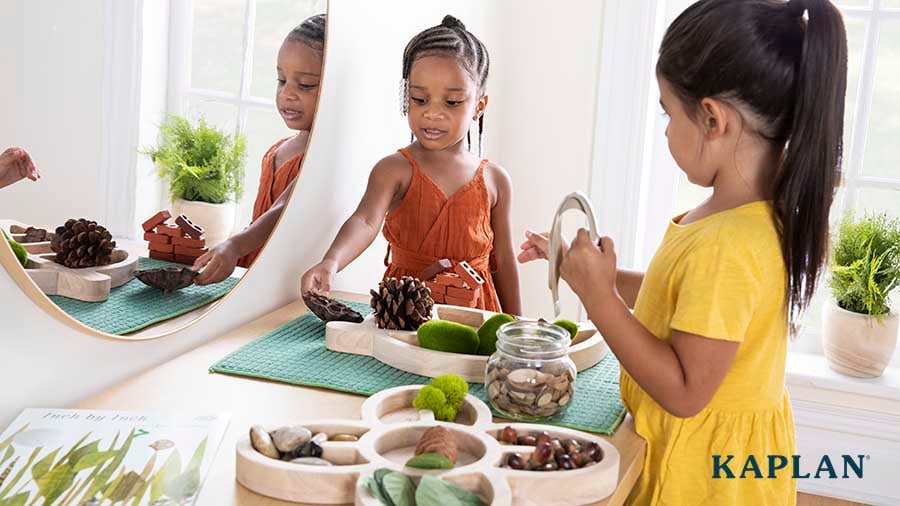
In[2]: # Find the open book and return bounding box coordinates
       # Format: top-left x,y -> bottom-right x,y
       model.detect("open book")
0,409 -> 229,505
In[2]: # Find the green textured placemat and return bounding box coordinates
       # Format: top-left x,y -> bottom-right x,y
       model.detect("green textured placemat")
210,301 -> 626,435
49,257 -> 239,335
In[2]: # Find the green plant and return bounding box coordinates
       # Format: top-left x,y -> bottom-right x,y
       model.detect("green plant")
829,212 -> 900,316
143,115 -> 246,204
412,375 -> 469,422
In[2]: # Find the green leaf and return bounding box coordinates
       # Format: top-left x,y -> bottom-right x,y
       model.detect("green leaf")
99,468 -> 125,502
149,450 -> 181,502
405,452 -> 453,470
35,463 -> 76,505
0,447 -> 14,468
364,476 -> 394,506
373,468 -> 393,486
186,437 -> 207,474
381,472 -> 415,506
106,470 -> 142,502
0,491 -> 29,506
31,447 -> 60,481
415,475 -> 485,506
73,450 -> 117,473
67,440 -> 99,467
0,446 -> 41,499
57,432 -> 92,466
81,429 -> 136,502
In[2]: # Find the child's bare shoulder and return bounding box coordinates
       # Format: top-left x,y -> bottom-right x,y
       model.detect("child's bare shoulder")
369,151 -> 414,191
483,161 -> 512,205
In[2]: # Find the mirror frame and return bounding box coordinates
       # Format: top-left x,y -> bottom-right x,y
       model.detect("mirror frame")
0,2 -> 331,340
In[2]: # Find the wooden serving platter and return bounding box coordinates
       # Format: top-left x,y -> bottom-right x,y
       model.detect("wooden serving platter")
235,385 -> 620,506
2,220 -> 137,302
325,305 -> 608,383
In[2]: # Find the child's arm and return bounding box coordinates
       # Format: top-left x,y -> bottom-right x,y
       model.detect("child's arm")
616,269 -> 644,309
301,156 -> 406,294
194,180 -> 296,285
487,164 -> 521,315
518,231 -> 645,309
564,230 -> 738,418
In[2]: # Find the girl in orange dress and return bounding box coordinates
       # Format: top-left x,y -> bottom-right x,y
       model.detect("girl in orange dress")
194,14 -> 325,284
302,15 -> 521,314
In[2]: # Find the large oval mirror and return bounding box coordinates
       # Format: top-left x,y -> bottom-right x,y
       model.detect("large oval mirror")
0,0 -> 327,337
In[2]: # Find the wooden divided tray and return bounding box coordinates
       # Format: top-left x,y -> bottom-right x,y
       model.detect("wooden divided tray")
325,305 -> 608,383
2,220 -> 137,302
236,385 -> 620,505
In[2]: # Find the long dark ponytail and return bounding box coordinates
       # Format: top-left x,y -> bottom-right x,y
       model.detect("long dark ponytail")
657,0 -> 848,328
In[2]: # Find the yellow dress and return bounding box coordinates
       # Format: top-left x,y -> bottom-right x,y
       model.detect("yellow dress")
622,201 -> 796,505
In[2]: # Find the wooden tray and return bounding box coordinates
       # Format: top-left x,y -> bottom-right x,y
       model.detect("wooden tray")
325,305 -> 608,383
3,221 -> 137,302
235,385 -> 620,505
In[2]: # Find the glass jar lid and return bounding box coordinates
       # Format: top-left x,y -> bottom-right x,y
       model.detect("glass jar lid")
495,320 -> 572,360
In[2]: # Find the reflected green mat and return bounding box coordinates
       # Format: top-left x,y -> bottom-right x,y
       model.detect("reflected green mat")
210,301 -> 626,435
49,257 -> 238,335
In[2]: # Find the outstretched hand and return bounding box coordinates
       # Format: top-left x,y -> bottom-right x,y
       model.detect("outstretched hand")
0,147 -> 40,189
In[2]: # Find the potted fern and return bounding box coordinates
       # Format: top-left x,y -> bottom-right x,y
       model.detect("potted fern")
144,115 -> 247,246
823,212 -> 900,378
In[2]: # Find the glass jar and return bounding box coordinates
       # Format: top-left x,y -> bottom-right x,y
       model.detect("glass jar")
484,320 -> 576,421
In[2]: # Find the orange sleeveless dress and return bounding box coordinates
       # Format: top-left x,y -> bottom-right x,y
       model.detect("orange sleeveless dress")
238,136 -> 304,267
382,148 -> 501,312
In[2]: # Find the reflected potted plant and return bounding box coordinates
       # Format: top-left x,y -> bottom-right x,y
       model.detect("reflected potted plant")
144,115 -> 246,247
823,212 -> 900,377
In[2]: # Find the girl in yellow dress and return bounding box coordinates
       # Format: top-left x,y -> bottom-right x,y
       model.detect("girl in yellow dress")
520,0 -> 848,503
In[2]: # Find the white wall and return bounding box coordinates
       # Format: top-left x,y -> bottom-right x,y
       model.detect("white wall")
0,0 -> 105,226
487,1 -> 606,320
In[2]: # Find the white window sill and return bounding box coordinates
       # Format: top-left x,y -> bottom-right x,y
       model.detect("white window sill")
786,351 -> 900,402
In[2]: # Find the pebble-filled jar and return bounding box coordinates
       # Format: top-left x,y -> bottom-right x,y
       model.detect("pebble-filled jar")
485,320 -> 576,420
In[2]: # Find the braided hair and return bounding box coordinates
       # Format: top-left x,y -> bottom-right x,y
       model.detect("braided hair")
286,13 -> 326,51
400,15 -> 490,155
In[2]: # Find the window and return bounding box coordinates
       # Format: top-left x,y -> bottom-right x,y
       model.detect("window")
594,0 -> 900,365
168,0 -> 326,230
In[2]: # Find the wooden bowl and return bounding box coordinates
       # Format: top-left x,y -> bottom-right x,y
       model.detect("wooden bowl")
235,386 -> 620,505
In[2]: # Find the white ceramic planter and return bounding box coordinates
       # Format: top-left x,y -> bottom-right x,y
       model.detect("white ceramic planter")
170,198 -> 235,248
822,299 -> 899,378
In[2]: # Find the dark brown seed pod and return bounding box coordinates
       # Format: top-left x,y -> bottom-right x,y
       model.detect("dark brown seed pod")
302,292 -> 364,323
133,267 -> 198,294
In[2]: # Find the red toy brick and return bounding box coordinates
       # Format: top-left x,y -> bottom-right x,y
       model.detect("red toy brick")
172,235 -> 206,248
143,231 -> 170,244
141,210 -> 171,232
431,292 -> 446,304
149,250 -> 175,262
174,245 -> 208,258
157,224 -> 182,237
453,261 -> 484,288
445,294 -> 478,308
425,280 -> 447,294
148,241 -> 175,253
175,214 -> 204,239
446,285 -> 479,301
435,273 -> 467,288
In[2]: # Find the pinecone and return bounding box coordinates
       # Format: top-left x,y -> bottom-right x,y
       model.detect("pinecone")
370,276 -> 434,330
50,218 -> 116,268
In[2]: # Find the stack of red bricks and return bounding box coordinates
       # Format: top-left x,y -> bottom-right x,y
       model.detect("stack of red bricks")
141,210 -> 208,265
424,260 -> 485,308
